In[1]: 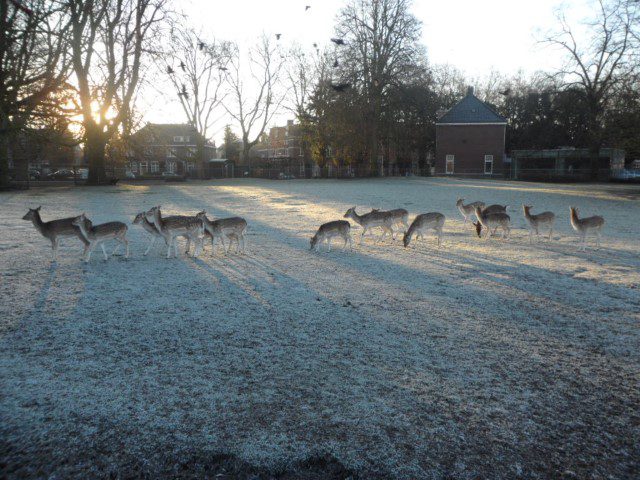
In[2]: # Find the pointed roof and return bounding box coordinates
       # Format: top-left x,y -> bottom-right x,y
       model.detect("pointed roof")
437,87 -> 507,125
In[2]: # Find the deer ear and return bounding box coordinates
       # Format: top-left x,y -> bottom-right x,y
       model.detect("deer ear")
36,206 -> 41,211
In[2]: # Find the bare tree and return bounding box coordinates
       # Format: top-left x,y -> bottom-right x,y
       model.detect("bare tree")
283,43 -> 320,119
223,35 -> 284,172
68,0 -> 166,184
336,0 -> 422,176
543,0 -> 638,179
0,0 -> 71,186
163,28 -> 231,178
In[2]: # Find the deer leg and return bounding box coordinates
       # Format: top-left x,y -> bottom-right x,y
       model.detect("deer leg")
100,243 -> 108,261
326,237 -> 331,252
360,227 -> 367,244
548,227 -> 553,240
144,236 -> 156,256
51,238 -> 58,261
123,236 -> 130,259
112,242 -> 120,255
185,236 -> 191,255
166,237 -> 173,258
85,245 -> 93,262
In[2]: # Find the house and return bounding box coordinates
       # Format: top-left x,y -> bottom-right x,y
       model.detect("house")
435,86 -> 507,177
253,120 -> 310,178
128,123 -> 215,177
510,148 -> 625,181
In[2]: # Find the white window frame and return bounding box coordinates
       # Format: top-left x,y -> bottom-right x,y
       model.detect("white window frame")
130,162 -> 138,173
166,161 -> 176,173
150,161 -> 159,173
445,154 -> 455,174
167,147 -> 177,158
173,136 -> 184,143
484,154 -> 494,175
139,161 -> 148,174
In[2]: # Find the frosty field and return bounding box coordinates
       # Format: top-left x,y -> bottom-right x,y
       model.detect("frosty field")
1,177 -> 639,479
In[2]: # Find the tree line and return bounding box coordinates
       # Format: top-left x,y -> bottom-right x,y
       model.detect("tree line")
1,0 -> 638,187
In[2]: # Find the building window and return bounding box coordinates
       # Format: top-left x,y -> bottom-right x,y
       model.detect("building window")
173,136 -> 184,143
484,155 -> 493,175
167,148 -> 177,158
184,136 -> 191,142
140,161 -> 148,174
188,147 -> 197,157
150,161 -> 159,173
130,162 -> 138,173
446,155 -> 455,174
166,161 -> 176,173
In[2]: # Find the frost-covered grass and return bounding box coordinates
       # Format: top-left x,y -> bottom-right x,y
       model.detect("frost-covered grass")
1,177 -> 639,479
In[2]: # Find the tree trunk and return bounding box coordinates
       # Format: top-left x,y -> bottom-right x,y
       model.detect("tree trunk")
242,141 -> 252,176
588,143 -> 601,181
0,129 -> 9,188
86,125 -> 107,185
197,136 -> 206,179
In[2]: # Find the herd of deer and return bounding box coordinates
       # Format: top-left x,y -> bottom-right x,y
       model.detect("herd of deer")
22,197 -> 605,262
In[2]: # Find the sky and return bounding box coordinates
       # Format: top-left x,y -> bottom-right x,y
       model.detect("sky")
143,0 -> 594,144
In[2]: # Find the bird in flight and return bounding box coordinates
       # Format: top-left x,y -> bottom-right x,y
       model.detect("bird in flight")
276,33 -> 282,40
331,38 -> 346,46
218,66 -> 228,71
179,84 -> 189,99
179,61 -> 186,71
333,59 -> 339,68
166,66 -> 174,75
305,5 -> 311,11
198,41 -> 205,51
499,88 -> 512,96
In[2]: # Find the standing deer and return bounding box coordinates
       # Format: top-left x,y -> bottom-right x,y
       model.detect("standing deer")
310,220 -> 353,252
570,207 -> 604,251
22,207 -> 90,260
147,206 -> 204,258
456,198 -> 485,224
376,208 -> 409,238
471,204 -> 508,238
403,213 -> 445,247
196,212 -> 247,254
522,205 -> 555,243
344,207 -> 394,243
133,212 -> 166,255
71,213 -> 129,262
473,205 -> 511,240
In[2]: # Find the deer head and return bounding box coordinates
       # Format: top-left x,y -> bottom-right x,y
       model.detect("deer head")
22,206 -> 41,221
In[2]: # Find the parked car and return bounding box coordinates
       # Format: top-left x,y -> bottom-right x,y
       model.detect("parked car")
28,169 -> 41,180
125,170 -> 136,179
76,168 -> 89,180
162,171 -> 185,182
47,169 -> 75,180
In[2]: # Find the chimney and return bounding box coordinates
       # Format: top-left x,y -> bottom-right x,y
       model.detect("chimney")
467,86 -> 474,96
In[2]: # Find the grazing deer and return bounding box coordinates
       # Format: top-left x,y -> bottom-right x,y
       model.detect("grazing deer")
22,206 -> 90,260
456,198 -> 485,224
569,207 -> 604,251
473,205 -> 511,240
471,204 -> 508,238
133,212 -> 166,255
196,212 -> 247,254
310,220 -> 353,252
523,205 -> 556,243
147,206 -> 204,258
403,213 -> 445,248
344,207 -> 394,243
71,213 -> 129,262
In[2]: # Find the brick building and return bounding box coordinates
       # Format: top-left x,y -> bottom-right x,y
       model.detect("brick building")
128,123 -> 215,177
253,120 -> 310,178
435,87 -> 507,177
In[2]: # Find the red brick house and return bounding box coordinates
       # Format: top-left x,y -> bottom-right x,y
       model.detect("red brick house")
128,123 -> 216,177
435,87 -> 507,177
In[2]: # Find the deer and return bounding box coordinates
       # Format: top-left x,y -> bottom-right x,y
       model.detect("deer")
471,204 -> 508,238
310,220 -> 353,252
22,206 -> 90,261
522,205 -> 556,243
374,208 -> 409,238
133,212 -> 167,256
147,205 -> 204,258
569,207 -> 604,251
344,207 -> 394,243
71,213 -> 129,262
473,205 -> 511,240
403,213 -> 445,248
195,212 -> 247,254
456,198 -> 485,224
